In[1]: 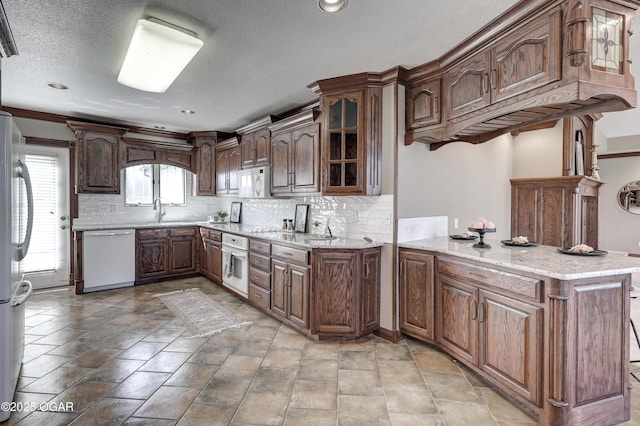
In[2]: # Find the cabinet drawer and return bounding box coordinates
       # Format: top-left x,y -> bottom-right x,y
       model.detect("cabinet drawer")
249,284 -> 270,310
250,253 -> 271,273
209,230 -> 222,242
250,239 -> 270,255
250,267 -> 270,290
437,257 -> 542,301
138,228 -> 169,239
169,227 -> 196,237
271,244 -> 309,265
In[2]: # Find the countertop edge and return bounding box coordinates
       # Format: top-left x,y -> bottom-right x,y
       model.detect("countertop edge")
73,221 -> 383,250
399,238 -> 640,280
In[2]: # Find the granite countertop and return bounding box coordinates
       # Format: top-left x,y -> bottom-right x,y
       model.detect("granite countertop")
73,221 -> 382,250
399,237 -> 640,280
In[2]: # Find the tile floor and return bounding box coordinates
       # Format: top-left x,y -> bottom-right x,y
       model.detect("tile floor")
2,276 -> 639,425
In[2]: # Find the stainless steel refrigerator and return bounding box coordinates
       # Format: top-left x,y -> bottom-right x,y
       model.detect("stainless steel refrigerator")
0,112 -> 33,422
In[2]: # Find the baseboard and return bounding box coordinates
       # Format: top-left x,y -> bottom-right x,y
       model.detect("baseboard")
374,327 -> 403,343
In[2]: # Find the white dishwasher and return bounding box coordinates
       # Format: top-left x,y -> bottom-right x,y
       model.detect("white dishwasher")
83,229 -> 136,292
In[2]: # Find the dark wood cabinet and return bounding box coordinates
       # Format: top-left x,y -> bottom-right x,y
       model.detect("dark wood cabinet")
237,116 -> 276,168
271,245 -> 310,330
67,121 -> 127,194
199,227 -> 222,283
447,11 -> 561,122
406,77 -> 442,131
312,247 -> 381,340
270,110 -> 320,195
215,137 -> 241,196
436,257 -> 542,406
311,74 -> 382,196
190,131 -> 233,196
398,249 -> 435,342
447,51 -> 492,120
510,176 -> 602,248
120,137 -> 196,173
136,227 -> 198,284
405,1 -> 638,147
249,239 -> 271,310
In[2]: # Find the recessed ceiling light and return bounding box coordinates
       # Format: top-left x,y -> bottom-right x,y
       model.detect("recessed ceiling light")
48,82 -> 68,90
318,0 -> 347,13
181,109 -> 195,115
154,125 -> 166,129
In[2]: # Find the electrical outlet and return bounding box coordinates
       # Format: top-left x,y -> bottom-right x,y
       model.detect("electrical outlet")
454,218 -> 459,229
384,212 -> 391,226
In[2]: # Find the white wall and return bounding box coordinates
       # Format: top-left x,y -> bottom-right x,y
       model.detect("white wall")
511,120 -> 563,178
598,156 -> 640,254
398,134 -> 514,240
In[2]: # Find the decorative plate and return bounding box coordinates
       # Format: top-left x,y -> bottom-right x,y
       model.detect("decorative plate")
557,248 -> 608,256
450,234 -> 478,240
501,240 -> 538,247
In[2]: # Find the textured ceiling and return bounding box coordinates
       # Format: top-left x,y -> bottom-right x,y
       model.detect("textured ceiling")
1,0 -> 521,134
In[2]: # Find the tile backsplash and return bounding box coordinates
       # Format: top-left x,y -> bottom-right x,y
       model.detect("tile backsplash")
74,173 -> 394,243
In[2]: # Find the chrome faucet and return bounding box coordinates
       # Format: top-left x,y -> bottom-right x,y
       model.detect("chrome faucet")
153,197 -> 166,223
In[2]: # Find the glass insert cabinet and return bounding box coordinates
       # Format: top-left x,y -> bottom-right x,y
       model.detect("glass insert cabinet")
314,73 -> 383,196
327,92 -> 362,191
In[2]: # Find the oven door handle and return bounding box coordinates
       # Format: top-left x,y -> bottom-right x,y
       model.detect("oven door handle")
222,248 -> 247,259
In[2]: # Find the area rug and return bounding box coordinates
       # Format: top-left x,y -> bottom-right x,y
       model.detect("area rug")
154,288 -> 252,338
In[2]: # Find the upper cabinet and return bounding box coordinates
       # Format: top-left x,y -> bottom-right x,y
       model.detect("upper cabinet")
405,0 -> 639,148
121,137 -> 196,173
189,131 -> 234,196
67,121 -> 127,194
237,116 -> 277,169
216,137 -> 242,196
310,73 -> 382,196
269,109 -> 321,196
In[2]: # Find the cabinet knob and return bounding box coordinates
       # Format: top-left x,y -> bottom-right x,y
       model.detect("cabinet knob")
629,29 -> 634,36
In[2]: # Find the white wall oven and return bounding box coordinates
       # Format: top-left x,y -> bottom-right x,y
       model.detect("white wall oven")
221,233 -> 248,297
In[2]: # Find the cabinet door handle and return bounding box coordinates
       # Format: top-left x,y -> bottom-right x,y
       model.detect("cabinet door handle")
478,302 -> 485,323
364,262 -> 369,279
490,69 -> 497,90
482,73 -> 488,93
317,261 -> 321,279
399,260 -> 404,277
471,300 -> 478,320
433,96 -> 438,115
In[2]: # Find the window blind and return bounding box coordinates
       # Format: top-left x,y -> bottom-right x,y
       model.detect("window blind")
23,154 -> 57,273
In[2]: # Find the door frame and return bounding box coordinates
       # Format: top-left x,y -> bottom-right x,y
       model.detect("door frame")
25,137 -> 75,287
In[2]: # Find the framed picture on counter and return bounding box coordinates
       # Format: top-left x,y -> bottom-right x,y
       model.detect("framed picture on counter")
230,202 -> 242,223
294,204 -> 310,233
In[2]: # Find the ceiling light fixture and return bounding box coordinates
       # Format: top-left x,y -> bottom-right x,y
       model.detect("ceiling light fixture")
47,82 -> 68,90
117,18 -> 203,93
181,109 -> 195,115
318,0 -> 347,13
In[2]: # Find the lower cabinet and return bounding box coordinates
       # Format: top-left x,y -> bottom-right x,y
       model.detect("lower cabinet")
248,239 -> 271,310
399,249 -> 435,342
136,227 -> 198,284
199,228 -> 222,283
435,257 -> 542,406
312,248 -> 380,339
271,245 -> 310,330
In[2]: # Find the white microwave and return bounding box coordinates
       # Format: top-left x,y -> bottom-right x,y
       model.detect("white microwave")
238,166 -> 271,198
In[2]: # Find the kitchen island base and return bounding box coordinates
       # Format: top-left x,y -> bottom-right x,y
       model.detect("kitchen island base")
399,242 -> 636,425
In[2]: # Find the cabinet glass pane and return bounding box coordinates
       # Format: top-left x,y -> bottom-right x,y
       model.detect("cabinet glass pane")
329,100 -> 343,129
345,99 -> 358,128
345,163 -> 358,187
345,131 -> 358,160
330,164 -> 342,187
330,132 -> 343,160
591,7 -> 624,74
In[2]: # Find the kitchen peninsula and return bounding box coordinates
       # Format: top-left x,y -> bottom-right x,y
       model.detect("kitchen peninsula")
398,237 -> 640,425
